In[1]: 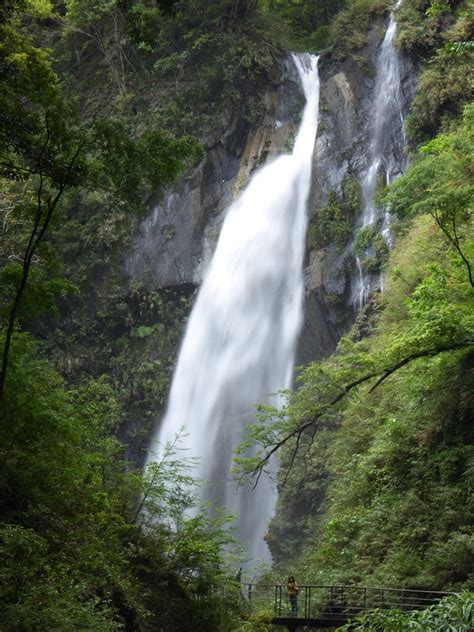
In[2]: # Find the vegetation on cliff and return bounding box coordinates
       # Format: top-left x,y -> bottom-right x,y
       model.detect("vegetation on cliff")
0,0 -> 473,629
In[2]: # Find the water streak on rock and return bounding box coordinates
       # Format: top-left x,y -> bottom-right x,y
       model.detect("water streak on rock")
352,0 -> 407,308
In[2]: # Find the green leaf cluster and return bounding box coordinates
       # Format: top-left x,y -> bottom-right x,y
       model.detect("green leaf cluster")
397,0 -> 473,143
258,0 -> 345,50
0,0 -> 199,398
0,5 -> 248,629
308,176 -> 361,250
354,225 -> 389,272
329,0 -> 391,59
119,0 -> 280,133
384,102 -> 473,286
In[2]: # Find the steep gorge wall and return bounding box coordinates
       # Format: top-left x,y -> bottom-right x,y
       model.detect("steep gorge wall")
124,19 -> 415,376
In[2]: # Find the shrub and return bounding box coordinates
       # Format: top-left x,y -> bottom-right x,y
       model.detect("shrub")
338,592 -> 474,631
309,176 -> 361,250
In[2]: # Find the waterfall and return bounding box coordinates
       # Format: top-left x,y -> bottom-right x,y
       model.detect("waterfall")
146,54 -> 320,561
352,0 -> 406,308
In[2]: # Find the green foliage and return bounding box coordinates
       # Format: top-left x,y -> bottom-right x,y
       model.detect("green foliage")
397,0 -> 473,142
39,267 -> 194,461
329,0 -> 391,59
354,225 -> 378,255
339,592 -> 474,631
65,0 -> 118,24
407,52 -> 473,142
426,0 -> 452,18
2,1 -> 473,629
234,607 -> 276,631
238,96 -> 474,591
384,103 -> 473,285
127,5 -> 158,51
0,5 -> 247,629
0,335 -> 126,630
303,347 -> 474,588
258,0 -> 394,53
266,427 -> 335,566
119,0 -> 280,134
259,0 -> 345,50
315,191 -> 349,247
396,0 -> 446,55
0,335 -> 244,630
0,0 -> 199,404
60,0 -> 282,135
354,225 -> 389,272
108,286 -> 194,425
89,119 -> 201,212
0,523 -> 119,630
0,51 -> 80,186
309,176 -> 361,250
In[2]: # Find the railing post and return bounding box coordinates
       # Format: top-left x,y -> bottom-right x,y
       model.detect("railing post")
248,583 -> 252,611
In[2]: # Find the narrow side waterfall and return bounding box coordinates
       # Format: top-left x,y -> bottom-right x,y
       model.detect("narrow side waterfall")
352,0 -> 407,308
147,54 -> 320,561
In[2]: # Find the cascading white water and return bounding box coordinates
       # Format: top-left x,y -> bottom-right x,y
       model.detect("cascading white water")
352,0 -> 406,308
146,54 -> 320,561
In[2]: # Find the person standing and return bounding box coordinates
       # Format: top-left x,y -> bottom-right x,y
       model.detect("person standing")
287,575 -> 299,617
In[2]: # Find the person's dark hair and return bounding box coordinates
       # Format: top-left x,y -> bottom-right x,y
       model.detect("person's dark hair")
288,575 -> 295,583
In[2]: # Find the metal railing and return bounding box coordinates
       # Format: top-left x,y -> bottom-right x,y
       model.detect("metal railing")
242,583 -> 455,622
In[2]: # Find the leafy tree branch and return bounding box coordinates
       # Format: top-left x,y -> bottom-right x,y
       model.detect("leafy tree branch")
0,118 -> 87,401
238,340 -> 474,485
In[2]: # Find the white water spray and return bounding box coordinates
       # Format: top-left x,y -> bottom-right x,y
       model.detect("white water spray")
352,0 -> 406,308
147,55 -> 320,561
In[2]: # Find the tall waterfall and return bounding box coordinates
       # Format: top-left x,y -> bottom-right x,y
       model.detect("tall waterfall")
147,54 -> 320,561
352,0 -> 406,307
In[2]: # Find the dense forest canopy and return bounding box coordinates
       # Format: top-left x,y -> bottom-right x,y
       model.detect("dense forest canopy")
0,0 -> 472,629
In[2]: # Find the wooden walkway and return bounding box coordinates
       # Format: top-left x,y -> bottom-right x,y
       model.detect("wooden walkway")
243,583 -> 454,630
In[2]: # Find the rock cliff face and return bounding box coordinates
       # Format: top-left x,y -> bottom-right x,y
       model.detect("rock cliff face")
124,56 -> 304,291
300,25 -> 415,361
124,18 -> 415,373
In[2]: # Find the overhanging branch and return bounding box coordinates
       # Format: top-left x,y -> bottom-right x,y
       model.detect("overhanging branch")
246,340 -> 474,483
